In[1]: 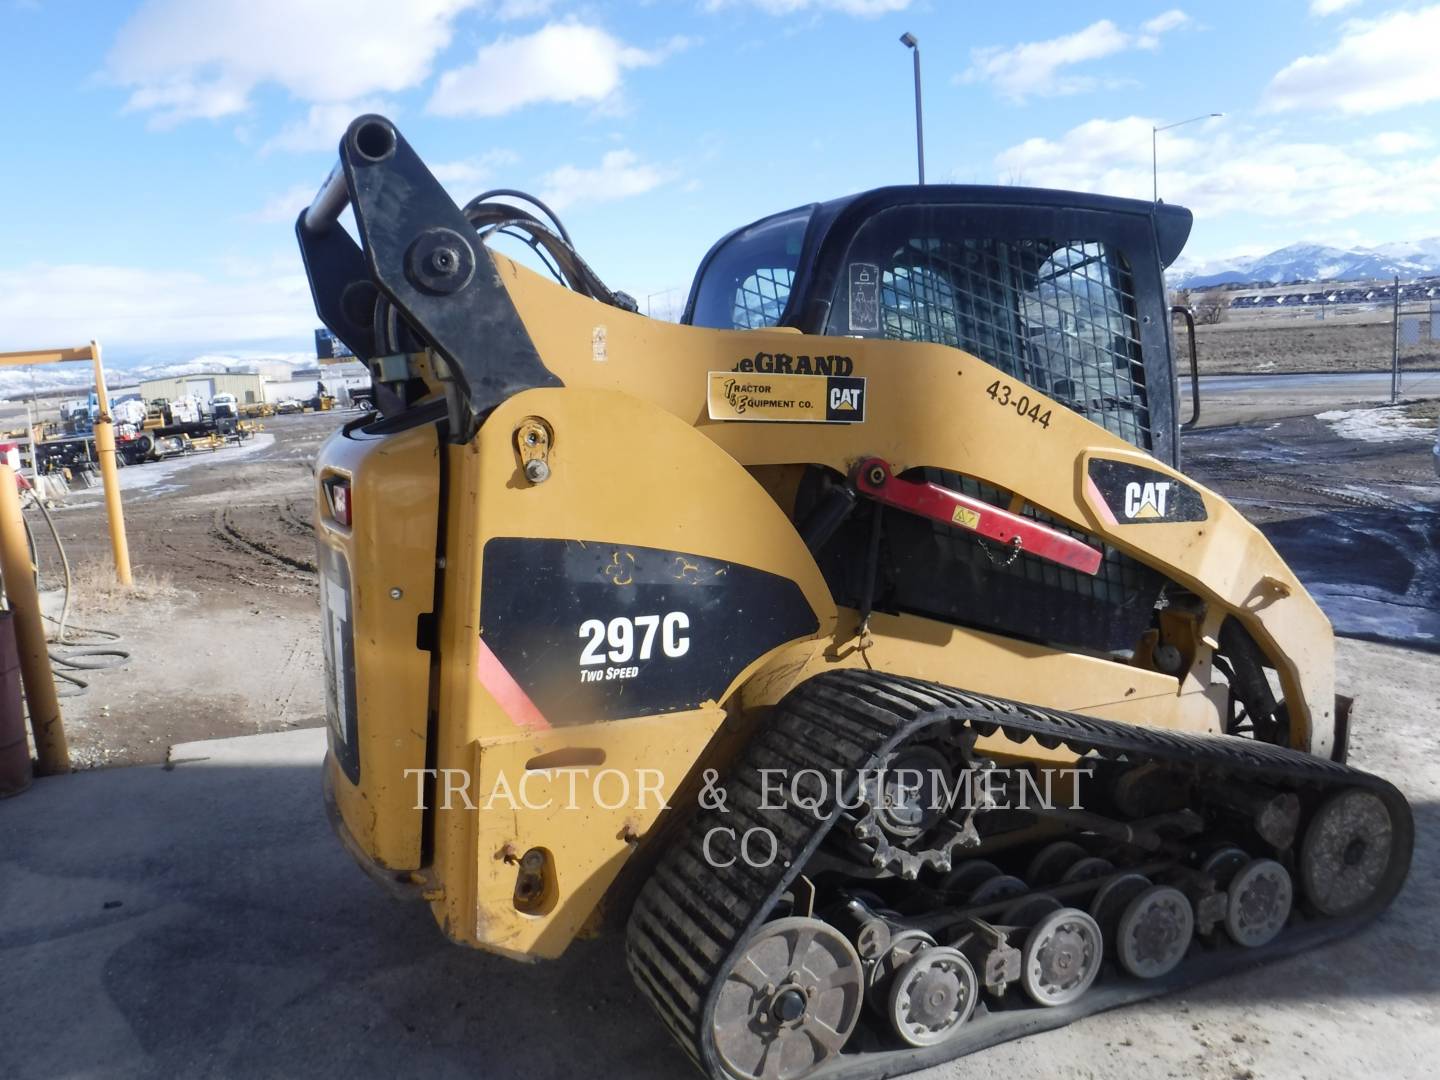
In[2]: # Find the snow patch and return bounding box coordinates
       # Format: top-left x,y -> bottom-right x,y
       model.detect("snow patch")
1315,406 -> 1432,443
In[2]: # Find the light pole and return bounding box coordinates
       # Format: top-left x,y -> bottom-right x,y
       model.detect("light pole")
900,32 -> 924,184
1152,113 -> 1222,202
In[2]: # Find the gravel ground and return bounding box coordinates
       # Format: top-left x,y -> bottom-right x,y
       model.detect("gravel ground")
27,411 -> 338,767
9,387 -> 1437,1079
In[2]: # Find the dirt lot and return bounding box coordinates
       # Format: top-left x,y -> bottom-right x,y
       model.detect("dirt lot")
29,411 -> 339,766
26,391 -> 1440,767
7,387 -> 1440,1079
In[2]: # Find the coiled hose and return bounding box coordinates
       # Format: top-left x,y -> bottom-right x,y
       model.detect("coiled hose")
20,490 -> 130,697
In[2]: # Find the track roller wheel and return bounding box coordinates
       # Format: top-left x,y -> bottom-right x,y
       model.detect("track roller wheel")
712,917 -> 865,1080
1224,859 -> 1292,948
866,929 -> 936,1011
1199,845 -> 1249,888
999,894 -> 1062,927
1089,872 -> 1151,940
1021,908 -> 1104,1007
1026,841 -> 1087,886
1116,885 -> 1194,979
938,860 -> 999,897
887,946 -> 979,1047
1300,789 -> 1394,917
967,874 -> 1027,905
1061,856 -> 1116,884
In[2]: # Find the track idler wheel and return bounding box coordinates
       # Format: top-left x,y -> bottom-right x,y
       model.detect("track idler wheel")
1300,789 -> 1395,917
711,917 -> 865,1080
1020,908 -> 1104,1007
1224,859 -> 1293,948
1115,885 -> 1194,979
887,946 -> 979,1047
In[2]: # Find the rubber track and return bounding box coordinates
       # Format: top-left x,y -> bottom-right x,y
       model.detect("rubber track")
626,669 -> 1413,1080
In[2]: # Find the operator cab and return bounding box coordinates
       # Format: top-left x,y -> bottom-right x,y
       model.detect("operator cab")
684,186 -> 1192,466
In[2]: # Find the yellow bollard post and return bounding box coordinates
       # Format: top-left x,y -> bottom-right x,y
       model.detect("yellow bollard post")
0,465 -> 69,775
89,340 -> 134,587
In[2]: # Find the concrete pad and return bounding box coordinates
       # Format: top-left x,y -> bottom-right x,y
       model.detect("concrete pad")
3,672 -> 1439,1080
0,728 -> 686,1079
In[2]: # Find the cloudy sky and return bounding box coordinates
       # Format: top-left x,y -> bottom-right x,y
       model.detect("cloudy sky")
2,0 -> 1437,361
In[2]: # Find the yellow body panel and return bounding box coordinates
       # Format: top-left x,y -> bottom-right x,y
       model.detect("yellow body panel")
315,251 -> 1337,960
424,388 -> 836,956
317,422 -> 440,872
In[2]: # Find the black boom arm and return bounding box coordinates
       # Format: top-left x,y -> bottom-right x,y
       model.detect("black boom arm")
295,114 -> 561,419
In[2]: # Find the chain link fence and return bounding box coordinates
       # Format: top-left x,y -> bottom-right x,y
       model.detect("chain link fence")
1177,277 -> 1440,402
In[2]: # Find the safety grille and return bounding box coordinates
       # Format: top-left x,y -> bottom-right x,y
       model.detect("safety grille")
879,239 -> 1152,450
887,468 -> 1165,652
732,268 -> 795,330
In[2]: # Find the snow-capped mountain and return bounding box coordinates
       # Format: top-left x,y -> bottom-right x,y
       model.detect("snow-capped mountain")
1169,238 -> 1440,289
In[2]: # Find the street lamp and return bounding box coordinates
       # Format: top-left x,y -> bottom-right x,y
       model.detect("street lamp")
900,32 -> 924,184
1152,113 -> 1223,202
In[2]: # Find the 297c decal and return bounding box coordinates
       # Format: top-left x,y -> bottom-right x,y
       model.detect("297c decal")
578,612 -> 691,682
479,539 -> 819,723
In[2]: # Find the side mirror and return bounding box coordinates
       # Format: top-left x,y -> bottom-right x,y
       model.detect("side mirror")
1171,305 -> 1200,429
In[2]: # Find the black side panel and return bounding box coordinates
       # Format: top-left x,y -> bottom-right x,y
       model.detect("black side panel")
479,539 -> 820,724
318,545 -> 361,784
802,469 -> 1165,654
1088,458 -> 1208,524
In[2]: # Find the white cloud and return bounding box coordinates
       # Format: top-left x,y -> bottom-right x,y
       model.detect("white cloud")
1265,5 -> 1440,115
538,150 -> 672,210
960,13 -> 1189,102
496,0 -> 553,16
430,149 -> 520,190
1142,9 -> 1191,34
702,0 -> 910,14
262,100 -> 397,155
1363,131 -> 1434,156
247,184 -> 324,224
0,261 -> 314,350
427,22 -> 691,117
1310,0 -> 1361,14
107,0 -> 479,127
993,115 -> 1440,223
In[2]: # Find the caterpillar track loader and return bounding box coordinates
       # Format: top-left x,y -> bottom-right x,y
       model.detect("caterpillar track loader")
299,116 -> 1411,1080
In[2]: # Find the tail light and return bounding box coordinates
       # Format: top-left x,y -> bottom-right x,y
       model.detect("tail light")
325,476 -> 352,527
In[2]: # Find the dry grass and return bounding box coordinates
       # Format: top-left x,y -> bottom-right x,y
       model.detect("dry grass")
66,560 -> 189,617
1404,398 -> 1440,422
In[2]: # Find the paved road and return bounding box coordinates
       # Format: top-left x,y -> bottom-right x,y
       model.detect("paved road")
1193,371 -> 1440,394
1184,409 -> 1439,651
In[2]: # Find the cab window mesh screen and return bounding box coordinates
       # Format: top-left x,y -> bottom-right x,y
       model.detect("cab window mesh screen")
877,238 -> 1151,451
733,268 -> 794,329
